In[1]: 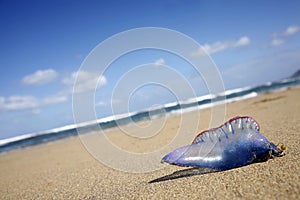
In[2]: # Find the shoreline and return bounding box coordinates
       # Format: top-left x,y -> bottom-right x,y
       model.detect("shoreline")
0,86 -> 299,199
2,81 -> 300,154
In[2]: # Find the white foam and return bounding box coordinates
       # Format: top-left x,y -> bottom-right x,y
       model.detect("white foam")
0,134 -> 37,146
2,79 -> 291,147
166,92 -> 258,116
181,94 -> 216,105
219,86 -> 252,96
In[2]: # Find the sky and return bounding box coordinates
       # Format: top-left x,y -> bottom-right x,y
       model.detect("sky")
0,0 -> 300,139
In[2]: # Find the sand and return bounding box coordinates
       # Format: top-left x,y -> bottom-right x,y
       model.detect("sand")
0,87 -> 299,199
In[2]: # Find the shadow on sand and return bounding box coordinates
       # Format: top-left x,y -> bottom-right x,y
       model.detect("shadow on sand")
149,167 -> 220,183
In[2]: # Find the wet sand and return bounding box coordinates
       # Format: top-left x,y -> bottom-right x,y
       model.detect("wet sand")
0,87 -> 299,199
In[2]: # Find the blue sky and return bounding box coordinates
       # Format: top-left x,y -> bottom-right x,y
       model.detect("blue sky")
0,0 -> 300,139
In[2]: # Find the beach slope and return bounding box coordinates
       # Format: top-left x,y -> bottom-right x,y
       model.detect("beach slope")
0,87 -> 299,199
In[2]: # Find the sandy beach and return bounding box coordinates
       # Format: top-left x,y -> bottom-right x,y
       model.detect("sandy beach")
0,87 -> 299,199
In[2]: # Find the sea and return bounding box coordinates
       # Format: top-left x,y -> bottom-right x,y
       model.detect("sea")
1,77 -> 300,153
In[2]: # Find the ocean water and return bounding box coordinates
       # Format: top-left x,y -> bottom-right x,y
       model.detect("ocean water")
1,77 -> 300,153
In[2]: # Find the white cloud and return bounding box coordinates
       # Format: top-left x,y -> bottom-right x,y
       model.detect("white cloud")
1,70 -> 107,113
62,70 -> 107,93
271,25 -> 300,46
271,38 -> 285,46
22,69 -> 58,85
0,95 -> 39,111
284,25 -> 300,36
154,58 -> 165,66
0,94 -> 68,113
192,36 -> 250,56
235,36 -> 250,46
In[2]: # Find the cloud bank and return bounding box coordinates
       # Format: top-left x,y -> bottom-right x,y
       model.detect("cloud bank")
271,25 -> 299,46
154,58 -> 165,66
22,69 -> 58,85
192,36 -> 250,56
62,70 -> 107,93
0,94 -> 68,113
1,69 -> 109,113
